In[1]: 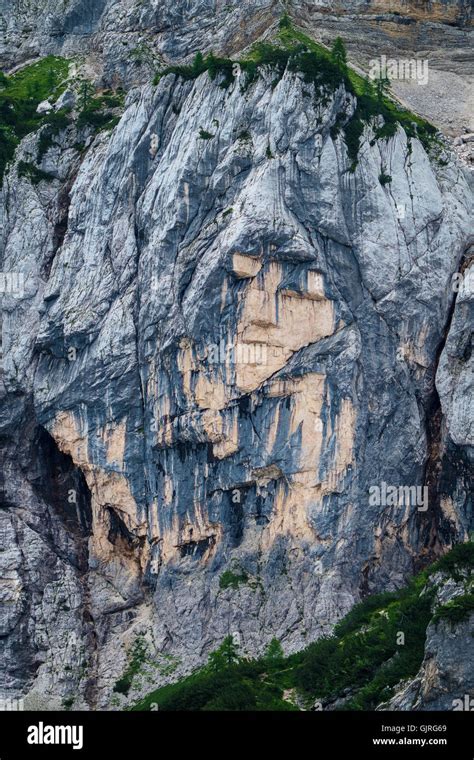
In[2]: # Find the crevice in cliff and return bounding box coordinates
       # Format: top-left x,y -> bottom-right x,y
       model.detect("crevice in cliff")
415,248 -> 472,569
41,172 -> 77,280
132,212 -> 154,530
79,574 -> 100,710
106,504 -> 146,556
177,534 -> 216,559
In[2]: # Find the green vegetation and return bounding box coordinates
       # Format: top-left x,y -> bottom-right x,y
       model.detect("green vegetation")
37,109 -> 71,161
219,569 -> 249,590
132,541 -> 474,711
154,51 -> 234,89
198,127 -> 214,140
433,594 -> 474,625
427,540 -> 474,580
17,160 -> 54,185
264,638 -> 285,663
330,37 -> 348,71
130,42 -> 157,69
278,12 -> 292,30
0,57 -> 125,183
0,56 -> 68,103
208,635 -> 241,670
133,635 -> 298,711
299,579 -> 434,710
239,33 -> 349,95
152,15 -> 439,169
113,635 -> 180,697
379,171 -> 392,186
343,89 -> 437,170
0,56 -> 69,183
77,90 -> 124,132
113,635 -> 148,695
0,16 -> 440,187
153,19 -> 351,95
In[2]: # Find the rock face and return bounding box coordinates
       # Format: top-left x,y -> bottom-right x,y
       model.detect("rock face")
437,259 -> 474,451
383,573 -> 474,711
0,7 -> 473,710
1,0 -> 470,66
1,0 -> 473,134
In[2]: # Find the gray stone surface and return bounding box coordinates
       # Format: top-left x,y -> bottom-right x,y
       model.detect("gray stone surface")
437,259 -> 474,452
54,89 -> 76,111
0,2 -> 473,711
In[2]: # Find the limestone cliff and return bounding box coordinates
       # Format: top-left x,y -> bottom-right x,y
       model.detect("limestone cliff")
0,5 -> 472,710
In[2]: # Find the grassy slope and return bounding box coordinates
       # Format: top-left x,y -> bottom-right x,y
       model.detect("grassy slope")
0,58 -> 125,184
0,56 -> 69,183
131,542 -> 474,711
